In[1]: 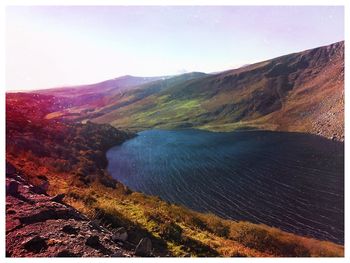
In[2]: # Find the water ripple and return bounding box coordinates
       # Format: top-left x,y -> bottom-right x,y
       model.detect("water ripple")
107,129 -> 344,244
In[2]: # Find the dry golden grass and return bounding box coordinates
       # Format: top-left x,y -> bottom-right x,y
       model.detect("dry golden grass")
46,171 -> 343,257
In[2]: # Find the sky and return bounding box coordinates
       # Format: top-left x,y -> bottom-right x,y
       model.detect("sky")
6,6 -> 344,91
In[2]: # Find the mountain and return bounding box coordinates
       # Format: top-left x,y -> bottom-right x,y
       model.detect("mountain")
88,42 -> 343,140
41,41 -> 343,140
41,72 -> 209,121
37,75 -> 171,97
32,75 -> 172,110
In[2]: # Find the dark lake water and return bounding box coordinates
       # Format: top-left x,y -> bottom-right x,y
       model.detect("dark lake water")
107,129 -> 344,244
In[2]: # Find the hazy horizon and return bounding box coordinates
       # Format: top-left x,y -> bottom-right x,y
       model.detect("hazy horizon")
6,6 -> 344,91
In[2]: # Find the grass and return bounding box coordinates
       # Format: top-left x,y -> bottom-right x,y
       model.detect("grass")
46,174 -> 343,257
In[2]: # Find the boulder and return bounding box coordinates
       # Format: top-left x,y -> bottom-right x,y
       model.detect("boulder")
85,235 -> 100,248
112,227 -> 128,242
22,235 -> 47,253
135,237 -> 152,257
61,225 -> 79,235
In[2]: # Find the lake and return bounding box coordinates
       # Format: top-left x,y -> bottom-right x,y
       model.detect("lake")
107,129 -> 344,244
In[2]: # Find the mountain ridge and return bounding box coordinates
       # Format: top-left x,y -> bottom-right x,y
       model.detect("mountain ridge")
12,41 -> 344,141
87,41 -> 344,140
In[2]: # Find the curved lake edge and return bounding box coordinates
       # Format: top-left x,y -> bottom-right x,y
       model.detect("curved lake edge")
124,126 -> 344,143
106,128 -> 344,244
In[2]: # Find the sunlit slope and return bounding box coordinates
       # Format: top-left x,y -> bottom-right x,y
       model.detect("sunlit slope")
92,42 -> 343,140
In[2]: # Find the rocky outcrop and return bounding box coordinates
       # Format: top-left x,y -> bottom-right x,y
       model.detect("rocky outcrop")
6,167 -> 134,257
112,227 -> 128,242
135,237 -> 153,257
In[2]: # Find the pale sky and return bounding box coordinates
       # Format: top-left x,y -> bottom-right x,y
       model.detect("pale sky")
6,6 -> 344,91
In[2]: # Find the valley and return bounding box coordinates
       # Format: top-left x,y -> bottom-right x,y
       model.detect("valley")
5,41 -> 345,257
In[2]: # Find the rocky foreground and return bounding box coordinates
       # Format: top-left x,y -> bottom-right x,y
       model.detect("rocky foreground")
6,165 -> 152,257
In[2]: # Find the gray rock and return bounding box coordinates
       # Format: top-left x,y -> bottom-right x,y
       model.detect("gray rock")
111,250 -> 126,257
135,237 -> 152,257
112,227 -> 128,242
89,220 -> 102,230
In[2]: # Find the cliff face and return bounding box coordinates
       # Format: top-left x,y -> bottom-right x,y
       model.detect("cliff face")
260,41 -> 344,140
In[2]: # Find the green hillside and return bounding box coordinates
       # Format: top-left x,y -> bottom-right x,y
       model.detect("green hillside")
88,42 -> 343,141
